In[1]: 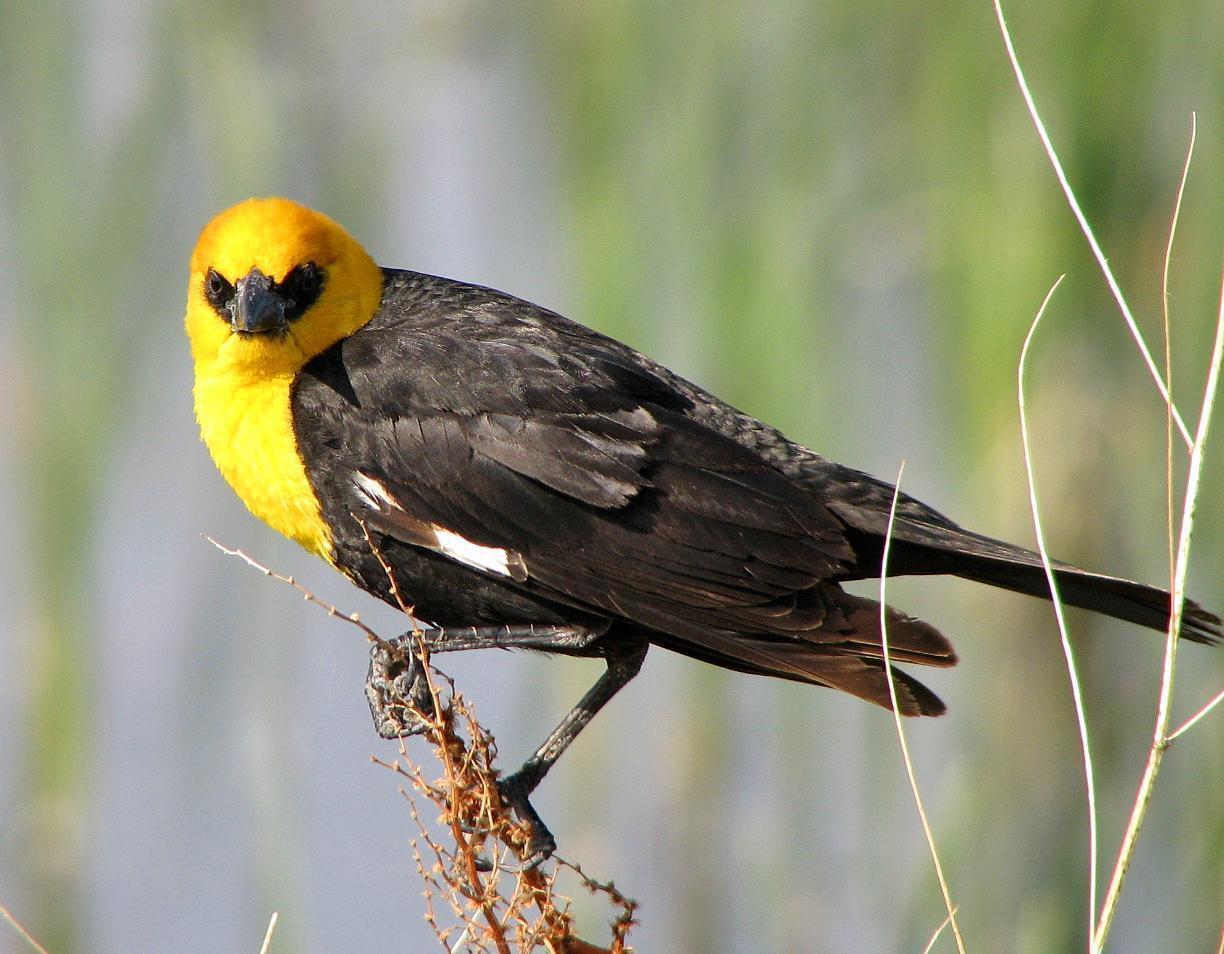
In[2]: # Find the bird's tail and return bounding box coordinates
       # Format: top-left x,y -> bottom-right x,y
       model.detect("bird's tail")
654,502 -> 1219,719
874,518 -> 1222,645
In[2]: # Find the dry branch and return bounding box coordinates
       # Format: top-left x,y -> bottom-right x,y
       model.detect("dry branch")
209,537 -> 637,952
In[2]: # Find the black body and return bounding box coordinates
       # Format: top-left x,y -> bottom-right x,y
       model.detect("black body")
292,268 -> 1219,719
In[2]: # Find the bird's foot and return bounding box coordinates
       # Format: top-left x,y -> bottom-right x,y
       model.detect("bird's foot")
366,641 -> 434,739
497,768 -> 557,867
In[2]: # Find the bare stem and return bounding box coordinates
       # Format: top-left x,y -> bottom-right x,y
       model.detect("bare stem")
879,461 -> 966,954
0,901 -> 51,954
207,536 -> 632,949
991,0 -> 1191,446
203,535 -> 387,647
358,531 -> 513,954
1161,115 -> 1197,588
1018,276 -> 1099,944
1166,686 -> 1224,742
258,912 -> 279,954
921,906 -> 960,954
1094,269 -> 1224,950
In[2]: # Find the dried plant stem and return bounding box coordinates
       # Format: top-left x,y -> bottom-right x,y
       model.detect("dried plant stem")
1167,686 -> 1224,742
921,907 -> 960,954
360,528 -> 515,954
1017,276 -> 1099,940
879,461 -> 966,954
1094,270 -> 1224,950
1154,115 -> 1220,754
203,535 -> 387,648
208,536 -> 635,951
991,0 -> 1191,447
1161,115 -> 1196,591
993,9 -> 1223,947
258,912 -> 279,954
0,901 -> 51,954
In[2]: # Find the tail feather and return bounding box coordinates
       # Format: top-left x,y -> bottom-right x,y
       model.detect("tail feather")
652,510 -> 1220,719
831,505 -> 1222,645
956,558 -> 1221,645
654,585 -> 954,716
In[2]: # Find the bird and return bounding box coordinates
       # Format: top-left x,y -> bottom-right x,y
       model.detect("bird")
186,196 -> 1219,862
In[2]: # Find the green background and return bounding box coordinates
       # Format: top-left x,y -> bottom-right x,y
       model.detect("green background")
1,2 -> 1221,951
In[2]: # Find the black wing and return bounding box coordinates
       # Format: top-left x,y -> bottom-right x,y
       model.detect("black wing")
292,269 -> 957,714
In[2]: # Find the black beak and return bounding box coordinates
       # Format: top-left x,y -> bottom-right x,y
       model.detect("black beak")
231,268 -> 287,334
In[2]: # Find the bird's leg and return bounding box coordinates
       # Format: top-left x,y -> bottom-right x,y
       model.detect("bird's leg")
499,636 -> 649,865
367,626 -> 649,865
366,623 -> 607,739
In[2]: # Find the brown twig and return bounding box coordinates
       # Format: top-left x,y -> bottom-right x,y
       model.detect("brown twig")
203,535 -> 389,649
209,534 -> 636,951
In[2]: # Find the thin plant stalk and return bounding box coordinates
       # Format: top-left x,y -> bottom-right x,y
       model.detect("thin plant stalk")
879,461 -> 966,954
1153,116 -> 1224,752
1094,271 -> 1224,950
991,0 -> 1191,447
1018,276 -> 1098,945
921,907 -> 960,954
0,901 -> 51,954
1166,685 -> 1224,742
1161,115 -> 1196,594
204,536 -> 387,646
259,913 -> 279,954
993,8 -> 1224,945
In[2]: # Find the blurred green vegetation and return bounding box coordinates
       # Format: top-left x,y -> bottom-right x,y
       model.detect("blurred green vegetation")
0,1 -> 1221,951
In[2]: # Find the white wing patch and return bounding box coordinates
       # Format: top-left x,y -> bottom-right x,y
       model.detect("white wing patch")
432,527 -> 526,579
353,472 -> 397,509
351,472 -> 528,581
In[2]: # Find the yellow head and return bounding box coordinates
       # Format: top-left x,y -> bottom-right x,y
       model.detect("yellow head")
185,197 -> 384,379
186,198 -> 384,559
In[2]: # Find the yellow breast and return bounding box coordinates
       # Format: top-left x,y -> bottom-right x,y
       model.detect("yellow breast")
194,367 -> 332,561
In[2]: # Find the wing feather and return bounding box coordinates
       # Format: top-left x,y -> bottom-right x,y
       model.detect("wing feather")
293,294 -> 956,714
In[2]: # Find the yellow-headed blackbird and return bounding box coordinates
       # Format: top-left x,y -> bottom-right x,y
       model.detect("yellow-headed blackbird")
187,197 -> 1219,859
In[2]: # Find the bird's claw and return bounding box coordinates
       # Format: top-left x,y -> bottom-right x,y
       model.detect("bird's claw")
368,640 -> 560,867
497,770 -> 557,867
366,641 -> 433,739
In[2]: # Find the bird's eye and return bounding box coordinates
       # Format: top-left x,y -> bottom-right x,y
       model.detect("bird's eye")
279,261 -> 326,321
204,268 -> 234,311
297,262 -> 321,293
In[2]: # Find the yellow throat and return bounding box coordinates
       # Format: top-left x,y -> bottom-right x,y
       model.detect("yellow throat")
185,198 -> 384,560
